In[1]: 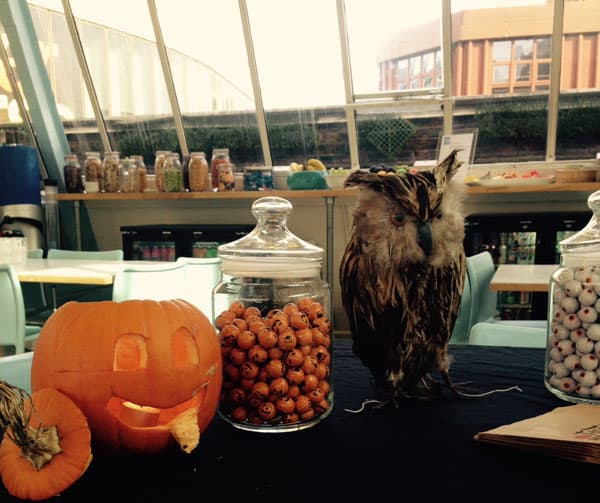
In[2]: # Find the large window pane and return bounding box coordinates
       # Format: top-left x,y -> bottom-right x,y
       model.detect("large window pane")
248,0 -> 347,166
346,0 -> 443,95
451,1 -> 552,163
356,104 -> 442,167
68,0 -> 179,164
156,0 -> 261,167
25,3 -> 105,155
557,1 -> 600,160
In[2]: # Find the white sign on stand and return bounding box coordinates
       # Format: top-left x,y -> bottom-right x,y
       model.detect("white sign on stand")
437,129 -> 478,183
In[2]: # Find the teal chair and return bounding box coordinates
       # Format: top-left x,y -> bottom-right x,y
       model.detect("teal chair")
469,322 -> 547,348
112,261 -> 187,302
449,269 -> 471,344
0,264 -> 41,354
0,351 -> 34,393
46,248 -> 124,308
176,256 -> 221,322
467,250 -> 547,347
22,248 -> 52,326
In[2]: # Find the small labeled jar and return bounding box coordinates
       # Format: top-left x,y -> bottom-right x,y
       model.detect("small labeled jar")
64,154 -> 84,193
102,151 -> 120,193
243,166 -> 274,191
154,150 -> 170,192
130,155 -> 147,193
119,158 -> 136,193
83,152 -> 102,193
214,196 -> 333,432
188,152 -> 209,192
211,148 -> 235,192
164,153 -> 184,192
545,190 -> 600,403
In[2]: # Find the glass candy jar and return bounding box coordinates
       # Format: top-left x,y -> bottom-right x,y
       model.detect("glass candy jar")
214,196 -> 333,432
546,190 -> 600,403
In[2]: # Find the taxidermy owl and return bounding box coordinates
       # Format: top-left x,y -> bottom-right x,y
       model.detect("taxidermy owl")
339,149 -> 466,401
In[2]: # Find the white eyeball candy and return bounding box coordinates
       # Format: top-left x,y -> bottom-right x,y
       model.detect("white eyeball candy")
583,272 -> 600,286
580,354 -> 599,370
578,307 -> 598,324
573,369 -> 598,387
564,354 -> 581,370
552,324 -> 570,340
576,385 -> 592,396
591,384 -> 600,398
579,288 -> 598,306
549,347 -> 563,363
570,328 -> 586,342
553,288 -> 566,304
564,279 -> 583,298
557,339 -> 576,356
554,267 -> 574,286
587,324 -> 600,341
551,362 -> 570,378
562,313 -> 581,330
559,377 -> 577,392
574,267 -> 592,282
576,336 -> 595,354
561,296 -> 580,313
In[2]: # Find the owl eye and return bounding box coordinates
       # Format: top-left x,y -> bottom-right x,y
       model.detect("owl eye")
394,214 -> 405,224
437,213 -> 443,219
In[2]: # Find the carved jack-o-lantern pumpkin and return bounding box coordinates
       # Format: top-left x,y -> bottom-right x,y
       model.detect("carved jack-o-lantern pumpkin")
31,299 -> 222,455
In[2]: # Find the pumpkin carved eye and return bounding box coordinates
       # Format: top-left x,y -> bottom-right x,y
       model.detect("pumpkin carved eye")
172,327 -> 200,367
114,333 -> 148,370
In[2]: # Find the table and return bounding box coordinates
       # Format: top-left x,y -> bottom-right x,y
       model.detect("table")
490,264 -> 557,292
3,339 -> 595,501
14,258 -> 169,285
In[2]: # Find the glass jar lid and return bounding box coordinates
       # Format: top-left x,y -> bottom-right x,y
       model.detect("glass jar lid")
560,190 -> 600,257
218,196 -> 323,278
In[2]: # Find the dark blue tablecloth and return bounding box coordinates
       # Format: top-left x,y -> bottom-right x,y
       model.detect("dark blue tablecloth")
3,339 -> 595,501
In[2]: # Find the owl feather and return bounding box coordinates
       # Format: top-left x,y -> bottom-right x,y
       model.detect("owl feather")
339,149 -> 466,400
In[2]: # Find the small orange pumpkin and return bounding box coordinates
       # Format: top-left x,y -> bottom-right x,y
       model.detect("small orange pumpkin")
31,299 -> 222,455
0,385 -> 92,501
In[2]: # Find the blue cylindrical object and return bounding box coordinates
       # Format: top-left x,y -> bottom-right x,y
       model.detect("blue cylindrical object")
0,145 -> 41,205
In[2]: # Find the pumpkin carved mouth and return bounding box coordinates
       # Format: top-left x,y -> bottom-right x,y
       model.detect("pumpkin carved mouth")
106,384 -> 208,429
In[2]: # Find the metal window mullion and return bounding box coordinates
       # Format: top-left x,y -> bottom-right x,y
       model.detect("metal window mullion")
0,31 -> 48,178
337,0 -> 359,169
147,0 -> 188,157
546,0 -> 565,162
238,0 -> 271,167
61,0 -> 111,153
441,0 -> 453,134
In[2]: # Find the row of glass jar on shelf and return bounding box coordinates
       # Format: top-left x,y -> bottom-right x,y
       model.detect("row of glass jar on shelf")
63,148 -> 238,194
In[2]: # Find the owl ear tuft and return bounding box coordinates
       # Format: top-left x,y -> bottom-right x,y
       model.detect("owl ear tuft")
434,149 -> 463,189
343,170 -> 383,191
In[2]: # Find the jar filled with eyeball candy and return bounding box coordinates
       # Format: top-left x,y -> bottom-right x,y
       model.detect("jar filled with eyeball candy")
214,196 -> 333,432
546,190 -> 600,403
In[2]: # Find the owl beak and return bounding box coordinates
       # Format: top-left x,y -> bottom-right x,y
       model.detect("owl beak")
417,221 -> 433,256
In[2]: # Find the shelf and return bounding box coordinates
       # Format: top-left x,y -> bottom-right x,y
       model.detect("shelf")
54,182 -> 600,201
55,189 -> 356,201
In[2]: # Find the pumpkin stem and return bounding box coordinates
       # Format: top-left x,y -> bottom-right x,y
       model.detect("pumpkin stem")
0,381 -> 62,471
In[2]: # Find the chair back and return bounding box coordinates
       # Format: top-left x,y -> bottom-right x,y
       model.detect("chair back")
176,256 -> 222,322
466,251 -> 498,325
47,248 -> 123,305
112,261 -> 188,302
469,322 -> 547,348
0,351 -> 33,393
0,264 -> 27,354
23,248 -> 48,314
450,269 -> 471,344
47,248 -> 124,260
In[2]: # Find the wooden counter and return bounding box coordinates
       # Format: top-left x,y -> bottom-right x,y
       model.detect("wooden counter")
53,182 -> 600,201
